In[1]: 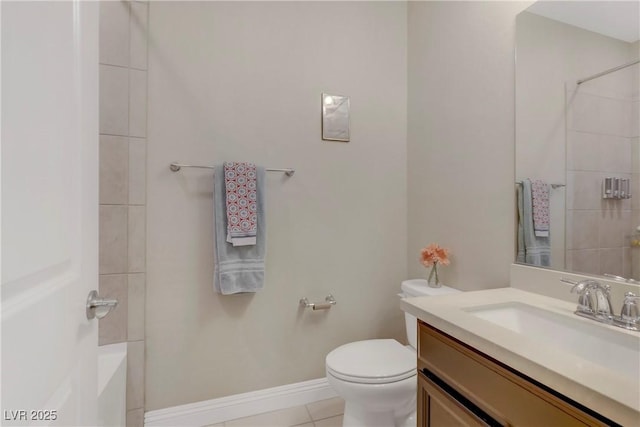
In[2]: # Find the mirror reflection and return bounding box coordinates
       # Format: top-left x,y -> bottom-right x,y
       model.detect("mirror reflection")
515,1 -> 639,281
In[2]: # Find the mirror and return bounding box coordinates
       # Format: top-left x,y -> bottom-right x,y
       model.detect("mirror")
322,93 -> 350,142
515,1 -> 639,281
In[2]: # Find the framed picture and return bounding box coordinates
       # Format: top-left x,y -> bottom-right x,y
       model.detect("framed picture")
322,93 -> 350,142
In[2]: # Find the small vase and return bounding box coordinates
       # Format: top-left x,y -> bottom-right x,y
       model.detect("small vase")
427,263 -> 441,288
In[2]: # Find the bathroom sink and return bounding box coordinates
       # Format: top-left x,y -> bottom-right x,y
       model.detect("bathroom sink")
465,302 -> 640,379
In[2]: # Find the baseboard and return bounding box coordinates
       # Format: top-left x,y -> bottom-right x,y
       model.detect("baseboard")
144,378 -> 338,426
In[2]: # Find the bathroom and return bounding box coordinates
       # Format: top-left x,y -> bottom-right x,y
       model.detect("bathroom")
1,1 -> 638,427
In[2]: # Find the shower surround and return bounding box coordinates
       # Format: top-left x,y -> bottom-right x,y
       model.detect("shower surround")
565,66 -> 639,278
97,1 -> 149,426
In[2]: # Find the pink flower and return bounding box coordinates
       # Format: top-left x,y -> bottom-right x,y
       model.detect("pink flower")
420,243 -> 451,268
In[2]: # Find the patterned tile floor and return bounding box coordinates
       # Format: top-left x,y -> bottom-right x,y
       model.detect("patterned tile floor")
204,397 -> 345,427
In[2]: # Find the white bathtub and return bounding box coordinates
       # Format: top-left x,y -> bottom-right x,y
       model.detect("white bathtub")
98,343 -> 127,427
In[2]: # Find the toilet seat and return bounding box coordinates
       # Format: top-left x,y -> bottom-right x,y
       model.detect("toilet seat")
326,339 -> 416,384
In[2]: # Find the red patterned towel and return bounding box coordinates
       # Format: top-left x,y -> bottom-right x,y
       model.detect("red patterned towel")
224,162 -> 258,246
531,179 -> 550,237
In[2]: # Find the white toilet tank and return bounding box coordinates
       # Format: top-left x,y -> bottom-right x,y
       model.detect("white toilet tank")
400,279 -> 461,349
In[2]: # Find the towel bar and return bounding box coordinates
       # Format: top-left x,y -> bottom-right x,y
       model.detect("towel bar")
515,181 -> 565,189
169,162 -> 295,177
300,294 -> 336,311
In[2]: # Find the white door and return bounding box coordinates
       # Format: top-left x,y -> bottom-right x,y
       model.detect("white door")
1,1 -> 99,425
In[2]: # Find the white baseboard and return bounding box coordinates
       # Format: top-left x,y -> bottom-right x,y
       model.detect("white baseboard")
144,378 -> 337,426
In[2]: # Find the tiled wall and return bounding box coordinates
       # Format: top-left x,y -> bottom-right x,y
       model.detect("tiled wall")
565,80 -> 638,278
631,96 -> 639,280
98,1 -> 148,426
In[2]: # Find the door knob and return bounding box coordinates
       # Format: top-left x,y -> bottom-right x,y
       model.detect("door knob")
86,290 -> 118,320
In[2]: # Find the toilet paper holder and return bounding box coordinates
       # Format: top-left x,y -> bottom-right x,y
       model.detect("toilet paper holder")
300,294 -> 336,311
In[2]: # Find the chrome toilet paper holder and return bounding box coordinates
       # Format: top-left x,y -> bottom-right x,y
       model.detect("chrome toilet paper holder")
300,294 -> 336,311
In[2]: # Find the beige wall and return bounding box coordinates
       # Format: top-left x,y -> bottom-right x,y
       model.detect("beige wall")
516,11 -> 638,278
407,1 -> 529,290
146,1 -> 408,410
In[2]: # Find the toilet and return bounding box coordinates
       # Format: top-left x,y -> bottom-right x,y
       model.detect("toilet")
325,279 -> 461,427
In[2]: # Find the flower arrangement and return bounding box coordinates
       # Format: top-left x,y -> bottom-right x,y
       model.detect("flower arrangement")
420,243 -> 451,288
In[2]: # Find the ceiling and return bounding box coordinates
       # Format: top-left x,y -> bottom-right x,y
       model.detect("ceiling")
527,1 -> 639,43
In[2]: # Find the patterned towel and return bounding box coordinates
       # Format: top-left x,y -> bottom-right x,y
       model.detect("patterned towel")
531,179 -> 550,237
214,166 -> 266,294
224,161 -> 258,246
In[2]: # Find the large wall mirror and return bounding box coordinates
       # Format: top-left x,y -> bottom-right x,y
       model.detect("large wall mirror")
515,1 -> 639,281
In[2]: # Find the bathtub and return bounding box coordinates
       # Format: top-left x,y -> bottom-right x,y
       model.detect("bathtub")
98,342 -> 127,427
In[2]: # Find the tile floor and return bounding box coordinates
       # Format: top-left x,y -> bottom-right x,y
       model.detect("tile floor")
204,397 -> 345,427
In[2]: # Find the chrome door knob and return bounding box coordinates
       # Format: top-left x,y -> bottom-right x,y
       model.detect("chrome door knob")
86,290 -> 118,320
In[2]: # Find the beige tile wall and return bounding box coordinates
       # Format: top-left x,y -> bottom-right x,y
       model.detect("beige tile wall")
630,98 -> 639,280
565,84 -> 638,278
97,1 -> 148,426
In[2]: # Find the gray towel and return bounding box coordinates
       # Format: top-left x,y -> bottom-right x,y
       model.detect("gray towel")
214,165 -> 266,294
517,179 -> 550,267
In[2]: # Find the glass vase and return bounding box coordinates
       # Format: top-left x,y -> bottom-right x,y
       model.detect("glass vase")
427,263 -> 441,288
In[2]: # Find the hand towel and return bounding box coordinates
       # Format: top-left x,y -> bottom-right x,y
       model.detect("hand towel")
517,179 -> 550,267
214,165 -> 266,294
224,161 -> 258,246
531,179 -> 550,237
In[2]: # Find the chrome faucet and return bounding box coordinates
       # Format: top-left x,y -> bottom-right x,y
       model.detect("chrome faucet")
562,278 -> 613,318
561,278 -> 638,332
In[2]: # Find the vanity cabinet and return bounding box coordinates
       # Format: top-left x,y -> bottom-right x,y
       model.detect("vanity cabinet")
418,370 -> 488,426
417,321 -> 610,427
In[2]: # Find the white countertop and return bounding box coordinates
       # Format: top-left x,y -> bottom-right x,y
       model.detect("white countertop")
401,287 -> 640,426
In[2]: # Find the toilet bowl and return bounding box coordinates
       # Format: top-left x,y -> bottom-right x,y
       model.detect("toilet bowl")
326,339 -> 417,427
325,280 -> 461,427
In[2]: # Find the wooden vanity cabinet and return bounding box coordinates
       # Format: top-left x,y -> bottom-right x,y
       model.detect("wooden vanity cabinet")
417,321 -> 612,427
418,370 -> 488,427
